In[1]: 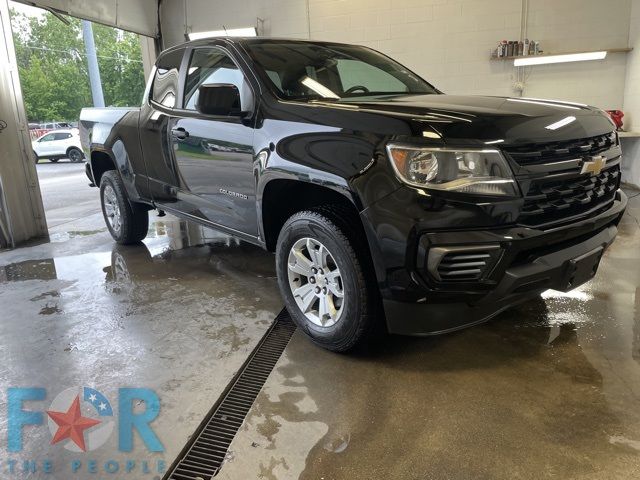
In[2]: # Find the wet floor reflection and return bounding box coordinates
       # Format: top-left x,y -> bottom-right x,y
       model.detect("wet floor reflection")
0,258 -> 57,281
220,291 -> 640,479
0,215 -> 283,473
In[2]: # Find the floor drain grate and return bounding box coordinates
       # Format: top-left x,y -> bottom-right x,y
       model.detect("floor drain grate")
165,309 -> 296,480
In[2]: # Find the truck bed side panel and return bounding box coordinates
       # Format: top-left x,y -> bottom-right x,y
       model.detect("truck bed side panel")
79,107 -> 151,202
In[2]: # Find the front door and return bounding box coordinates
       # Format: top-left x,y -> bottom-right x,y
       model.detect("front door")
169,47 -> 258,237
36,132 -> 56,155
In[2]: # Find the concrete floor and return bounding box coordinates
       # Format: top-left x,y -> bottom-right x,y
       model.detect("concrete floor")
0,164 -> 282,478
36,161 -> 98,229
2,163 -> 640,478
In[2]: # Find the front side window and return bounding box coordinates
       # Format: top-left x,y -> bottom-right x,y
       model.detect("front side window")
243,41 -> 437,100
152,48 -> 185,108
183,48 -> 253,112
39,133 -> 55,142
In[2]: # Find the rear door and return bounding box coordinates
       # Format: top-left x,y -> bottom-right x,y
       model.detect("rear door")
168,46 -> 258,236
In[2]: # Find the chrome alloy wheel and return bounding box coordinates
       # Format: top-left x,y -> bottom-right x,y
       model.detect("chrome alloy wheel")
103,185 -> 122,234
287,237 -> 345,327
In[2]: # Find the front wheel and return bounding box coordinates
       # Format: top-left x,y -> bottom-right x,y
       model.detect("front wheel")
100,170 -> 149,244
275,208 -> 379,352
33,151 -> 39,164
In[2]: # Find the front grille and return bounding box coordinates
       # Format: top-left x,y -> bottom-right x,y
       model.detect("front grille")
504,132 -> 617,166
519,164 -> 620,227
502,131 -> 621,228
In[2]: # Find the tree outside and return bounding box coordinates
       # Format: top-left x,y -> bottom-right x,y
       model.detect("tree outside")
10,8 -> 146,123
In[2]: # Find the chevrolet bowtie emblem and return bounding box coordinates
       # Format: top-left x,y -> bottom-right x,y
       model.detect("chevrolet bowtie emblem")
580,155 -> 607,176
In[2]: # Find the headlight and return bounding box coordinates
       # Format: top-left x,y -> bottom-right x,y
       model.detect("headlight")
386,145 -> 519,196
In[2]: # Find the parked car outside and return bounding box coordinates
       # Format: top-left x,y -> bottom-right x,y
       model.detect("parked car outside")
32,128 -> 84,163
29,121 -> 75,140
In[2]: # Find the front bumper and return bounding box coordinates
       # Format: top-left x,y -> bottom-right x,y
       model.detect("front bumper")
366,190 -> 627,335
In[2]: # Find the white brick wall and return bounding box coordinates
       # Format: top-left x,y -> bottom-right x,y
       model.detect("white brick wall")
623,0 -> 640,130
161,0 -> 634,109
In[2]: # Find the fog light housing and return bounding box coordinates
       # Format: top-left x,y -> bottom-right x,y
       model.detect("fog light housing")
427,245 -> 502,282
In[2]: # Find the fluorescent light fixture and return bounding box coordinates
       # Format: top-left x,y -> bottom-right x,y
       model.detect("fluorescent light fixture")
519,97 -> 587,107
514,51 -> 607,66
545,116 -> 576,130
422,131 -> 441,139
507,98 -> 580,110
188,27 -> 257,40
301,76 -> 340,99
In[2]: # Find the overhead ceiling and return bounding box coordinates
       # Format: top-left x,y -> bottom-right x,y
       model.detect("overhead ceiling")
12,0 -> 159,37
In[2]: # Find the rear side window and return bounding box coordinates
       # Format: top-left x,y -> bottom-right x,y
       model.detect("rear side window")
53,133 -> 72,140
152,48 -> 185,108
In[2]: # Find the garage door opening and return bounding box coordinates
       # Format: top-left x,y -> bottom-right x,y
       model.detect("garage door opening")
9,1 -> 148,230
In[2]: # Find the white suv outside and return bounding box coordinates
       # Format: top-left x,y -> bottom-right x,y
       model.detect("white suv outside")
32,129 -> 84,163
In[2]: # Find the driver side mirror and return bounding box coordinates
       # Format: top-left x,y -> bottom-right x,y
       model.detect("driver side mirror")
196,84 -> 243,117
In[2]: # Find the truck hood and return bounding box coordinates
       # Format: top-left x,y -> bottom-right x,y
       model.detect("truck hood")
330,94 -> 615,145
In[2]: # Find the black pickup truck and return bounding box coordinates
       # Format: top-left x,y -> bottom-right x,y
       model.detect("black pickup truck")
80,37 -> 627,352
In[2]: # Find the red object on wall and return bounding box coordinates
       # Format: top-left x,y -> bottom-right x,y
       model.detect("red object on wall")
29,128 -> 51,140
606,110 -> 624,131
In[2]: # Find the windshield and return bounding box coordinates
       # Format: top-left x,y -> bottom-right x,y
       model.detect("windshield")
242,41 -> 438,100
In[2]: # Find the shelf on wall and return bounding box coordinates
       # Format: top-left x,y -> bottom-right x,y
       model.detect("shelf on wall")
491,47 -> 633,61
619,131 -> 640,138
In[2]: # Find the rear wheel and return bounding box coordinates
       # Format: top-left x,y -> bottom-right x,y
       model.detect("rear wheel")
67,147 -> 83,163
276,208 -> 379,352
100,170 -> 149,244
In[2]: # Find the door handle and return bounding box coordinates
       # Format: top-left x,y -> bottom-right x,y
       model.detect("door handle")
171,127 -> 189,140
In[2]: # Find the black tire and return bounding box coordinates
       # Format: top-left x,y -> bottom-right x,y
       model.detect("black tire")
275,207 -> 379,352
67,147 -> 83,163
49,158 -> 59,163
33,152 -> 39,164
100,170 -> 149,245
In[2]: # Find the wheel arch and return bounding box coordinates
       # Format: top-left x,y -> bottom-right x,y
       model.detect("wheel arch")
260,178 -> 361,252
89,149 -> 117,187
261,177 -> 389,292
89,140 -> 143,203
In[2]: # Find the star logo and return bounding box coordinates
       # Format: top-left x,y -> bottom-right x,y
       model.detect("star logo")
46,395 -> 101,451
